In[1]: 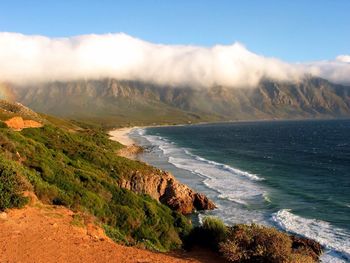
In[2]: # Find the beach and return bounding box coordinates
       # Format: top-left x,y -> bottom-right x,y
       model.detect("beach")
109,127 -> 135,146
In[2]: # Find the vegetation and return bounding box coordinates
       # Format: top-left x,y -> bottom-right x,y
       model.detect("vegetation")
0,156 -> 28,210
0,117 -> 190,251
184,216 -> 228,251
186,217 -> 322,263
0,106 -> 322,259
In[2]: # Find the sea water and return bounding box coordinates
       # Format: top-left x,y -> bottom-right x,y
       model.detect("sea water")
129,120 -> 350,262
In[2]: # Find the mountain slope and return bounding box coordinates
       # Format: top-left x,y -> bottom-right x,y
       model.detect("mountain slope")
9,77 -> 350,126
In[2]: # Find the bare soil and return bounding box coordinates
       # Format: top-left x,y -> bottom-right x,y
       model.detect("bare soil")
0,194 -> 225,263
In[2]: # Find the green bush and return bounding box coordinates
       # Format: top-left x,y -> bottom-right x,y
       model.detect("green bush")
103,224 -> 129,244
0,121 -> 7,128
184,220 -> 320,263
219,224 -> 317,263
0,156 -> 28,210
184,216 -> 227,251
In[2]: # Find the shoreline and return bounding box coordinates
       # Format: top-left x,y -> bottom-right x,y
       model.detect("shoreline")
114,124 -> 347,262
108,125 -> 338,261
109,127 -> 136,146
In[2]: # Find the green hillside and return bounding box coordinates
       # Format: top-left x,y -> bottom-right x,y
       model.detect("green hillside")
0,111 -> 190,251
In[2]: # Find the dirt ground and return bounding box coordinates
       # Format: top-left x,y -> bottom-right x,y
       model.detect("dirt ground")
0,194 -> 225,263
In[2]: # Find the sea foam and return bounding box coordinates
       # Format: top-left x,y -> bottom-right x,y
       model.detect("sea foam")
272,209 -> 350,262
134,127 -> 350,263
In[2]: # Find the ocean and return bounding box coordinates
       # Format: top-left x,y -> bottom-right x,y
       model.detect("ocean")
129,119 -> 350,262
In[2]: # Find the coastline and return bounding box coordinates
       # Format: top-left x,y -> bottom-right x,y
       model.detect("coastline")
109,127 -> 136,146
120,123 -> 350,263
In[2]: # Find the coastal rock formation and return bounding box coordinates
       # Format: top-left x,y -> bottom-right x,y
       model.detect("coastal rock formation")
4,116 -> 42,130
119,169 -> 215,214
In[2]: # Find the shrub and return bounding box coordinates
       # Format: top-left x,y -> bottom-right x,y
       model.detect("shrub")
0,121 -> 7,128
103,224 -> 129,244
0,156 -> 28,210
184,216 -> 227,251
219,224 -> 319,263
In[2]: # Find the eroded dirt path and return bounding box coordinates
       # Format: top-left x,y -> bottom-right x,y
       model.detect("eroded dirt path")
0,195 -> 223,263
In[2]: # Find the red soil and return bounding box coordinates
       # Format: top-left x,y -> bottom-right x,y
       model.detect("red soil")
4,116 -> 42,130
0,194 -> 225,263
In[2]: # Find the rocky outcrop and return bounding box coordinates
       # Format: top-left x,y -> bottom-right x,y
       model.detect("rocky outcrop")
119,169 -> 215,214
4,116 -> 42,130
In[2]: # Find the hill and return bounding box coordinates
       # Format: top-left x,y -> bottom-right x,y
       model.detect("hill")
7,77 -> 350,127
0,102 -> 214,251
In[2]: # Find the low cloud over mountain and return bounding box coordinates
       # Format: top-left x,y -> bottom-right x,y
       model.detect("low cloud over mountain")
0,32 -> 349,87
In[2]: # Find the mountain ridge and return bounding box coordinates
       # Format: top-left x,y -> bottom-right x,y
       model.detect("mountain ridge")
6,77 -> 350,126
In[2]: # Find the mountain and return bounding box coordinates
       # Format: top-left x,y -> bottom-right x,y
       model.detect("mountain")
8,77 -> 350,126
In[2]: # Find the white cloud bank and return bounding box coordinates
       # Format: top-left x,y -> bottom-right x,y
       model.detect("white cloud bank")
0,32 -> 349,87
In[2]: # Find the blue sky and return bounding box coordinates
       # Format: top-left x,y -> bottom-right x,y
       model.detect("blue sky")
0,0 -> 349,62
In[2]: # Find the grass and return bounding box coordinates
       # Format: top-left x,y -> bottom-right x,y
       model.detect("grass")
0,119 -> 190,251
0,155 -> 28,210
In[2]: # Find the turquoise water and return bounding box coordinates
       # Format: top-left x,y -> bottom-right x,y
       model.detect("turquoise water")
130,120 -> 350,262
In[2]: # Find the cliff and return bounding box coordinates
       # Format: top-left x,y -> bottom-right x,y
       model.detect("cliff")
119,169 -> 215,214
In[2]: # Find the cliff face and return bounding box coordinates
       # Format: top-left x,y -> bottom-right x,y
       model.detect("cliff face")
119,169 -> 215,214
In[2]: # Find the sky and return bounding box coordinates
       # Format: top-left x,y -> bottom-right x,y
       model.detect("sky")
0,0 -> 349,62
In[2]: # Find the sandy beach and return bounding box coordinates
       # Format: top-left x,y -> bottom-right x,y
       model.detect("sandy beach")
109,127 -> 136,146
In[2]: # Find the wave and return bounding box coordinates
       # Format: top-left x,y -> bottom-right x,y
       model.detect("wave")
167,154 -> 267,205
272,209 -> 350,262
136,127 -> 349,263
138,129 -> 268,215
184,150 -> 265,181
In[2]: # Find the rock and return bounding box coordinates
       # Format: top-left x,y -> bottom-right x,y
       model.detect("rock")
0,212 -> 7,220
4,116 -> 42,131
119,170 -> 215,215
193,193 -> 216,211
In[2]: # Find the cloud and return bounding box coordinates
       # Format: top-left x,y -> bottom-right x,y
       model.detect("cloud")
0,32 -> 349,87
336,55 -> 350,63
